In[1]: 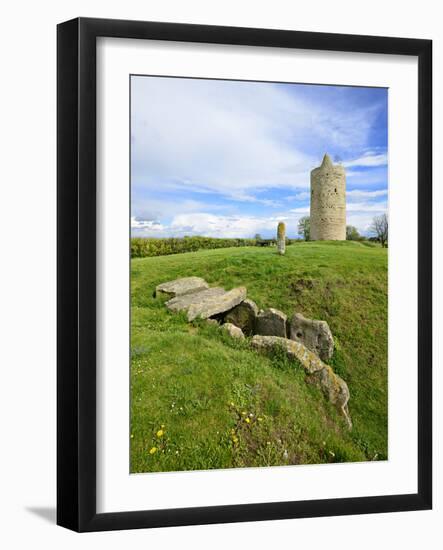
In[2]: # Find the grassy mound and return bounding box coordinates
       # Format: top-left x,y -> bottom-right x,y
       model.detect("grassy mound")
130,241 -> 388,472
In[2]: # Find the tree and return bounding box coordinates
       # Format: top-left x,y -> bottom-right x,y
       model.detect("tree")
346,225 -> 361,241
298,216 -> 310,241
369,213 -> 388,247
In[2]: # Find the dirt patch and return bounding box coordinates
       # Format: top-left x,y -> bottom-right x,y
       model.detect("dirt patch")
290,278 -> 317,294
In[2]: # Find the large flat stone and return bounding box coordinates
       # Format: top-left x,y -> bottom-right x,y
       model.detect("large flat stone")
187,287 -> 247,321
156,276 -> 209,298
251,335 -> 351,428
166,287 -> 225,313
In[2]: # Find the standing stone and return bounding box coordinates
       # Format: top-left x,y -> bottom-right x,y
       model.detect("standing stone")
255,308 -> 287,337
224,298 -> 259,336
155,276 -> 209,298
277,222 -> 286,255
221,323 -> 245,340
289,313 -> 334,361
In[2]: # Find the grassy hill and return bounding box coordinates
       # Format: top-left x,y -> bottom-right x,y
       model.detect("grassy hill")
130,241 -> 388,473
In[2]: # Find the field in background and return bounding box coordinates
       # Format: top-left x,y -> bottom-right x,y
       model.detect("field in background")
130,241 -> 387,473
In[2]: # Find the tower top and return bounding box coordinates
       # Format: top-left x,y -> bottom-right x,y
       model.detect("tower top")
311,153 -> 345,176
320,153 -> 333,170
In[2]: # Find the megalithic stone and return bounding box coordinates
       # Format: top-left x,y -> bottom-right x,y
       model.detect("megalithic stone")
277,222 -> 286,255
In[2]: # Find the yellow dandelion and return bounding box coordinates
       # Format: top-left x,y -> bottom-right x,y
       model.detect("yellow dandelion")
149,447 -> 157,455
156,429 -> 164,437
230,402 -> 235,407
241,411 -> 247,416
245,417 -> 251,424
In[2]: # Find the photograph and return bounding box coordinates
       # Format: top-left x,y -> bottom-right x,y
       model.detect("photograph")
130,75 -> 389,473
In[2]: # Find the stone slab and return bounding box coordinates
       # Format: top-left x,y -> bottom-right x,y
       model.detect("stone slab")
155,276 -> 209,298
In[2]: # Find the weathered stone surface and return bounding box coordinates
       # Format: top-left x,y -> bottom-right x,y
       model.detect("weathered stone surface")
222,322 -> 245,339
224,298 -> 259,335
187,287 -> 247,321
277,221 -> 286,255
155,276 -> 209,298
251,335 -> 324,373
255,308 -> 287,337
310,153 -> 346,241
166,285 -> 247,322
166,287 -> 225,313
289,313 -> 334,361
306,367 -> 352,429
251,335 -> 351,428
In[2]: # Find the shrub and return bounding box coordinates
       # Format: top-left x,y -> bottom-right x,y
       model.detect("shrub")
131,236 -> 257,258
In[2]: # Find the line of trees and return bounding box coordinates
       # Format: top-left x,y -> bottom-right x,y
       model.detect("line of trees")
131,236 -> 256,258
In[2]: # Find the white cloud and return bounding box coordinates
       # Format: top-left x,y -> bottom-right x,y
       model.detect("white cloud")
344,152 -> 388,168
131,216 -> 165,234
347,189 -> 387,199
131,212 -> 306,239
346,201 -> 387,212
289,206 -> 310,214
169,213 -> 286,238
131,77 -> 385,202
286,191 -> 310,201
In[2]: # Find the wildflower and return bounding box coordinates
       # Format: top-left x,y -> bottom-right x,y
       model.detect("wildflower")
258,417 -> 263,422
249,413 -> 254,417
245,418 -> 251,424
241,411 -> 247,416
149,447 -> 157,455
130,434 -> 134,439
230,402 -> 235,407
156,429 -> 164,437
283,450 -> 289,460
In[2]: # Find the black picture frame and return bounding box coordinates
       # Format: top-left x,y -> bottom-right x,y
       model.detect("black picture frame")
57,17 -> 432,532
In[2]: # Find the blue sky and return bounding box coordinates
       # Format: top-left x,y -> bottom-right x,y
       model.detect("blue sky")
131,76 -> 387,238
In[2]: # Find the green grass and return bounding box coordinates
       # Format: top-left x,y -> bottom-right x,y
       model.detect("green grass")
130,241 -> 388,472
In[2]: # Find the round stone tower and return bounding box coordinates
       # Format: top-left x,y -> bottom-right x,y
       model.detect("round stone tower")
310,153 -> 346,241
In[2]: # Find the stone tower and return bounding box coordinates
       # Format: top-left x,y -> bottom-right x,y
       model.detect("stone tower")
310,154 -> 346,241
